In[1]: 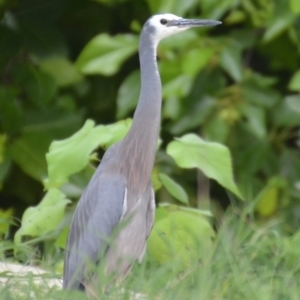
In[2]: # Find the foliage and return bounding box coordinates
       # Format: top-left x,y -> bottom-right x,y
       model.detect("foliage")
0,0 -> 300,296
1,209 -> 300,299
167,134 -> 243,199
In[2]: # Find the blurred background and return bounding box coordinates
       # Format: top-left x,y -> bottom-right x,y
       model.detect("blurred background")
0,0 -> 300,261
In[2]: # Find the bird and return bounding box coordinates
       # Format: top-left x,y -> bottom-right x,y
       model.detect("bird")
63,13 -> 221,292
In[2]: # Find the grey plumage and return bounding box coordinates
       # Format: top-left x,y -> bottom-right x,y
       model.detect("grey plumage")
63,13 -> 221,292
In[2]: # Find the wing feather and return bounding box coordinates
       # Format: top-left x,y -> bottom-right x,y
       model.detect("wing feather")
63,170 -> 126,289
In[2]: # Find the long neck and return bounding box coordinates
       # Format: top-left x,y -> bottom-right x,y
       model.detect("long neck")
119,33 -> 162,194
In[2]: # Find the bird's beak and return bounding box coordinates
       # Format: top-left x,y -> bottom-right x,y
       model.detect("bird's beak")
168,19 -> 221,28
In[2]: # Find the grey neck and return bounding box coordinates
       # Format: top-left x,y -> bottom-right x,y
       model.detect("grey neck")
119,32 -> 162,194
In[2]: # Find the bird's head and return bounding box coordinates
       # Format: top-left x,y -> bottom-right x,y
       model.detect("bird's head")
143,13 -> 221,45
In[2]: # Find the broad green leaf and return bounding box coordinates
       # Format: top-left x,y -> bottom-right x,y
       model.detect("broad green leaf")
147,0 -> 198,15
225,10 -> 246,24
9,111 -> 82,182
159,173 -> 188,204
290,0 -> 300,13
263,14 -> 295,43
272,95 -> 300,127
286,96 -> 300,113
203,114 -> 229,143
45,120 -> 112,188
241,104 -> 267,139
0,86 -> 23,133
147,208 -> 214,273
170,97 -> 216,135
159,30 -> 198,51
19,23 -> 68,60
40,56 -> 83,87
234,138 -> 270,177
116,70 -> 140,118
181,48 -> 214,78
160,60 -> 192,98
9,133 -> 48,181
163,74 -> 191,98
242,85 -> 280,108
60,165 -> 95,198
14,189 -> 71,245
200,0 -> 234,18
167,134 -> 243,200
163,96 -> 181,120
76,34 -> 138,75
288,70 -> 300,91
104,118 -> 132,148
13,63 -> 57,105
55,226 -> 69,249
220,43 -> 243,82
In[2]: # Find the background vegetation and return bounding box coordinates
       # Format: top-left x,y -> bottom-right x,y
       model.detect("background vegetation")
0,0 -> 300,298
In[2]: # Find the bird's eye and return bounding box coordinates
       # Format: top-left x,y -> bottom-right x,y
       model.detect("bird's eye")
160,19 -> 167,25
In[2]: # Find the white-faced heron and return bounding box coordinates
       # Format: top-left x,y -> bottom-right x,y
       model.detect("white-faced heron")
63,13 -> 221,291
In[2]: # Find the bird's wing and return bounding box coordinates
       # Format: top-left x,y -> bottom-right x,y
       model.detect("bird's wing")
63,171 -> 126,290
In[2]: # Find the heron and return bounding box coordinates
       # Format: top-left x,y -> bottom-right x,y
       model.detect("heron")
63,13 -> 221,292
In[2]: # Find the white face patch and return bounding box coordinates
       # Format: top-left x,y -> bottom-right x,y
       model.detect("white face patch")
146,13 -> 189,45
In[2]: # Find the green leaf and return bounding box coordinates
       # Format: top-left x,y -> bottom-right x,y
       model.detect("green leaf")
116,70 -> 140,118
14,189 -> 71,245
181,48 -> 214,78
241,104 -> 267,139
272,95 -> 300,127
160,60 -> 192,98
104,118 -> 132,148
220,43 -> 243,82
40,56 -> 83,87
9,110 -> 82,182
159,30 -> 198,51
170,97 -> 216,135
55,226 -> 69,249
288,70 -> 300,91
203,114 -> 229,143
159,173 -> 188,204
242,85 -> 280,108
147,208 -> 214,273
167,134 -> 243,200
45,120 -> 112,188
147,0 -> 198,15
13,63 -> 57,105
263,14 -> 295,43
290,0 -> 300,13
9,133 -> 48,181
0,86 -> 24,133
225,10 -> 246,25
76,34 -> 138,75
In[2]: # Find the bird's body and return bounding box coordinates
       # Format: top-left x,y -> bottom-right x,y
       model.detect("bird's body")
63,13 -> 221,292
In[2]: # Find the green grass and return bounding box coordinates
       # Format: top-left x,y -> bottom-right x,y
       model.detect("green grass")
1,208 -> 300,300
